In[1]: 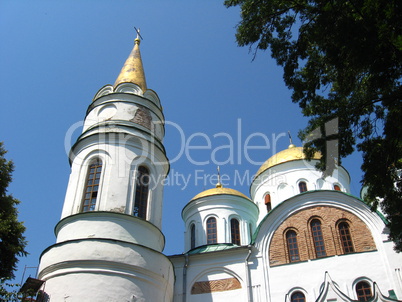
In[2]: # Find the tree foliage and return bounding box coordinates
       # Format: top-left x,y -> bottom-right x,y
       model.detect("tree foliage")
224,0 -> 402,250
0,142 -> 27,280
0,279 -> 20,302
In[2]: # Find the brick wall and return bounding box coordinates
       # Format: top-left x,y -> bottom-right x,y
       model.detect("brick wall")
131,105 -> 152,130
269,206 -> 377,266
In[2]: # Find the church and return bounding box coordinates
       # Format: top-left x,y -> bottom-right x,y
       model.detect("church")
30,35 -> 402,301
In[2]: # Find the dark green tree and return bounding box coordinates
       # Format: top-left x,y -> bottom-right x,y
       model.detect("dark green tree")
0,142 -> 27,280
224,0 -> 402,250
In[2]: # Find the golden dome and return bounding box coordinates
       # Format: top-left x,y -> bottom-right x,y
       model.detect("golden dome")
190,186 -> 251,202
255,145 -> 322,178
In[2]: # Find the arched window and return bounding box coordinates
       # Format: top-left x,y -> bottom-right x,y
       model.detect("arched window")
291,291 -> 305,302
206,217 -> 217,244
311,219 -> 326,257
334,184 -> 341,191
190,224 -> 196,249
299,181 -> 307,193
134,166 -> 149,219
339,221 -> 354,254
265,194 -> 272,212
356,281 -> 372,301
286,230 -> 300,262
231,218 -> 241,245
81,159 -> 102,212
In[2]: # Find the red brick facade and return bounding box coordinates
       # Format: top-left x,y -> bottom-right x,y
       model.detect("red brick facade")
269,206 -> 377,266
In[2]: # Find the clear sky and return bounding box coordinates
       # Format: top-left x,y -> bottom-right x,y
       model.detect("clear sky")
0,1 -> 363,283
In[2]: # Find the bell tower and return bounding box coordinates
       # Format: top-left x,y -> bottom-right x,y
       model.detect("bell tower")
38,34 -> 174,302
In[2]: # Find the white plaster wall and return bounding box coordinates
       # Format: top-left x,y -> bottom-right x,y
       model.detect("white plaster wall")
40,86 -> 171,300
182,195 -> 258,251
61,134 -> 168,230
93,83 -> 162,109
265,251 -> 396,301
381,240 -> 402,298
251,160 -> 351,224
84,91 -> 165,141
169,185 -> 402,302
39,240 -> 174,302
42,273 -> 147,302
55,212 -> 165,252
170,248 -> 250,302
60,85 -> 168,229
250,190 -> 402,301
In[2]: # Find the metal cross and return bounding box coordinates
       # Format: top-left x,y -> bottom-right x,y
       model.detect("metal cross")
134,27 -> 144,40
288,131 -> 294,145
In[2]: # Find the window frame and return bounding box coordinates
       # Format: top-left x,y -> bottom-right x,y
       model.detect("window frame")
81,159 -> 103,212
355,281 -> 373,301
310,219 -> 327,258
338,221 -> 354,254
133,165 -> 150,219
264,193 -> 272,212
298,181 -> 308,193
290,291 -> 306,302
206,217 -> 217,244
334,184 -> 341,191
190,223 -> 196,249
230,218 -> 241,245
286,229 -> 300,262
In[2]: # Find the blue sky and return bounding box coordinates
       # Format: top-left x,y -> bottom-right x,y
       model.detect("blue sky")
0,1 -> 363,283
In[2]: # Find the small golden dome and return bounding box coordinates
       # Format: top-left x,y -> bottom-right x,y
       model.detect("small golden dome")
190,187 -> 251,202
255,145 -> 321,178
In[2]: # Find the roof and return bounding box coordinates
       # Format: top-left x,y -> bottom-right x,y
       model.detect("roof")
187,243 -> 241,255
255,145 -> 321,178
114,35 -> 147,91
190,186 -> 251,202
20,277 -> 44,294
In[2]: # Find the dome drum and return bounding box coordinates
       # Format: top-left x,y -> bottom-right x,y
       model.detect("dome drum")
182,186 -> 258,251
251,146 -> 351,224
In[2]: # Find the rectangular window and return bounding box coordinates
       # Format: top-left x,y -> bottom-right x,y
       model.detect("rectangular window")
207,217 -> 217,244
311,220 -> 326,257
82,160 -> 102,212
339,222 -> 354,254
286,231 -> 300,262
231,219 -> 241,245
134,166 -> 149,219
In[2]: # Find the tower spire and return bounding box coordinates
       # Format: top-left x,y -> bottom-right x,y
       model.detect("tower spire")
114,29 -> 147,91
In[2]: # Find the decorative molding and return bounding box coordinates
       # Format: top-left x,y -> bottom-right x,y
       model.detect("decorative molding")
191,277 -> 241,295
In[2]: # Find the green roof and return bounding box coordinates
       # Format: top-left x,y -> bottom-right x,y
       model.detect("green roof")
187,243 -> 240,255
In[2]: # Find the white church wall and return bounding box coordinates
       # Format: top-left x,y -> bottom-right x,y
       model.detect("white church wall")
39,240 -> 174,302
249,190 -> 402,301
84,92 -> 165,142
380,239 -> 402,298
182,195 -> 258,251
251,160 -> 351,224
170,248 -> 250,302
55,212 -> 165,251
61,132 -> 168,229
266,251 -> 394,301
